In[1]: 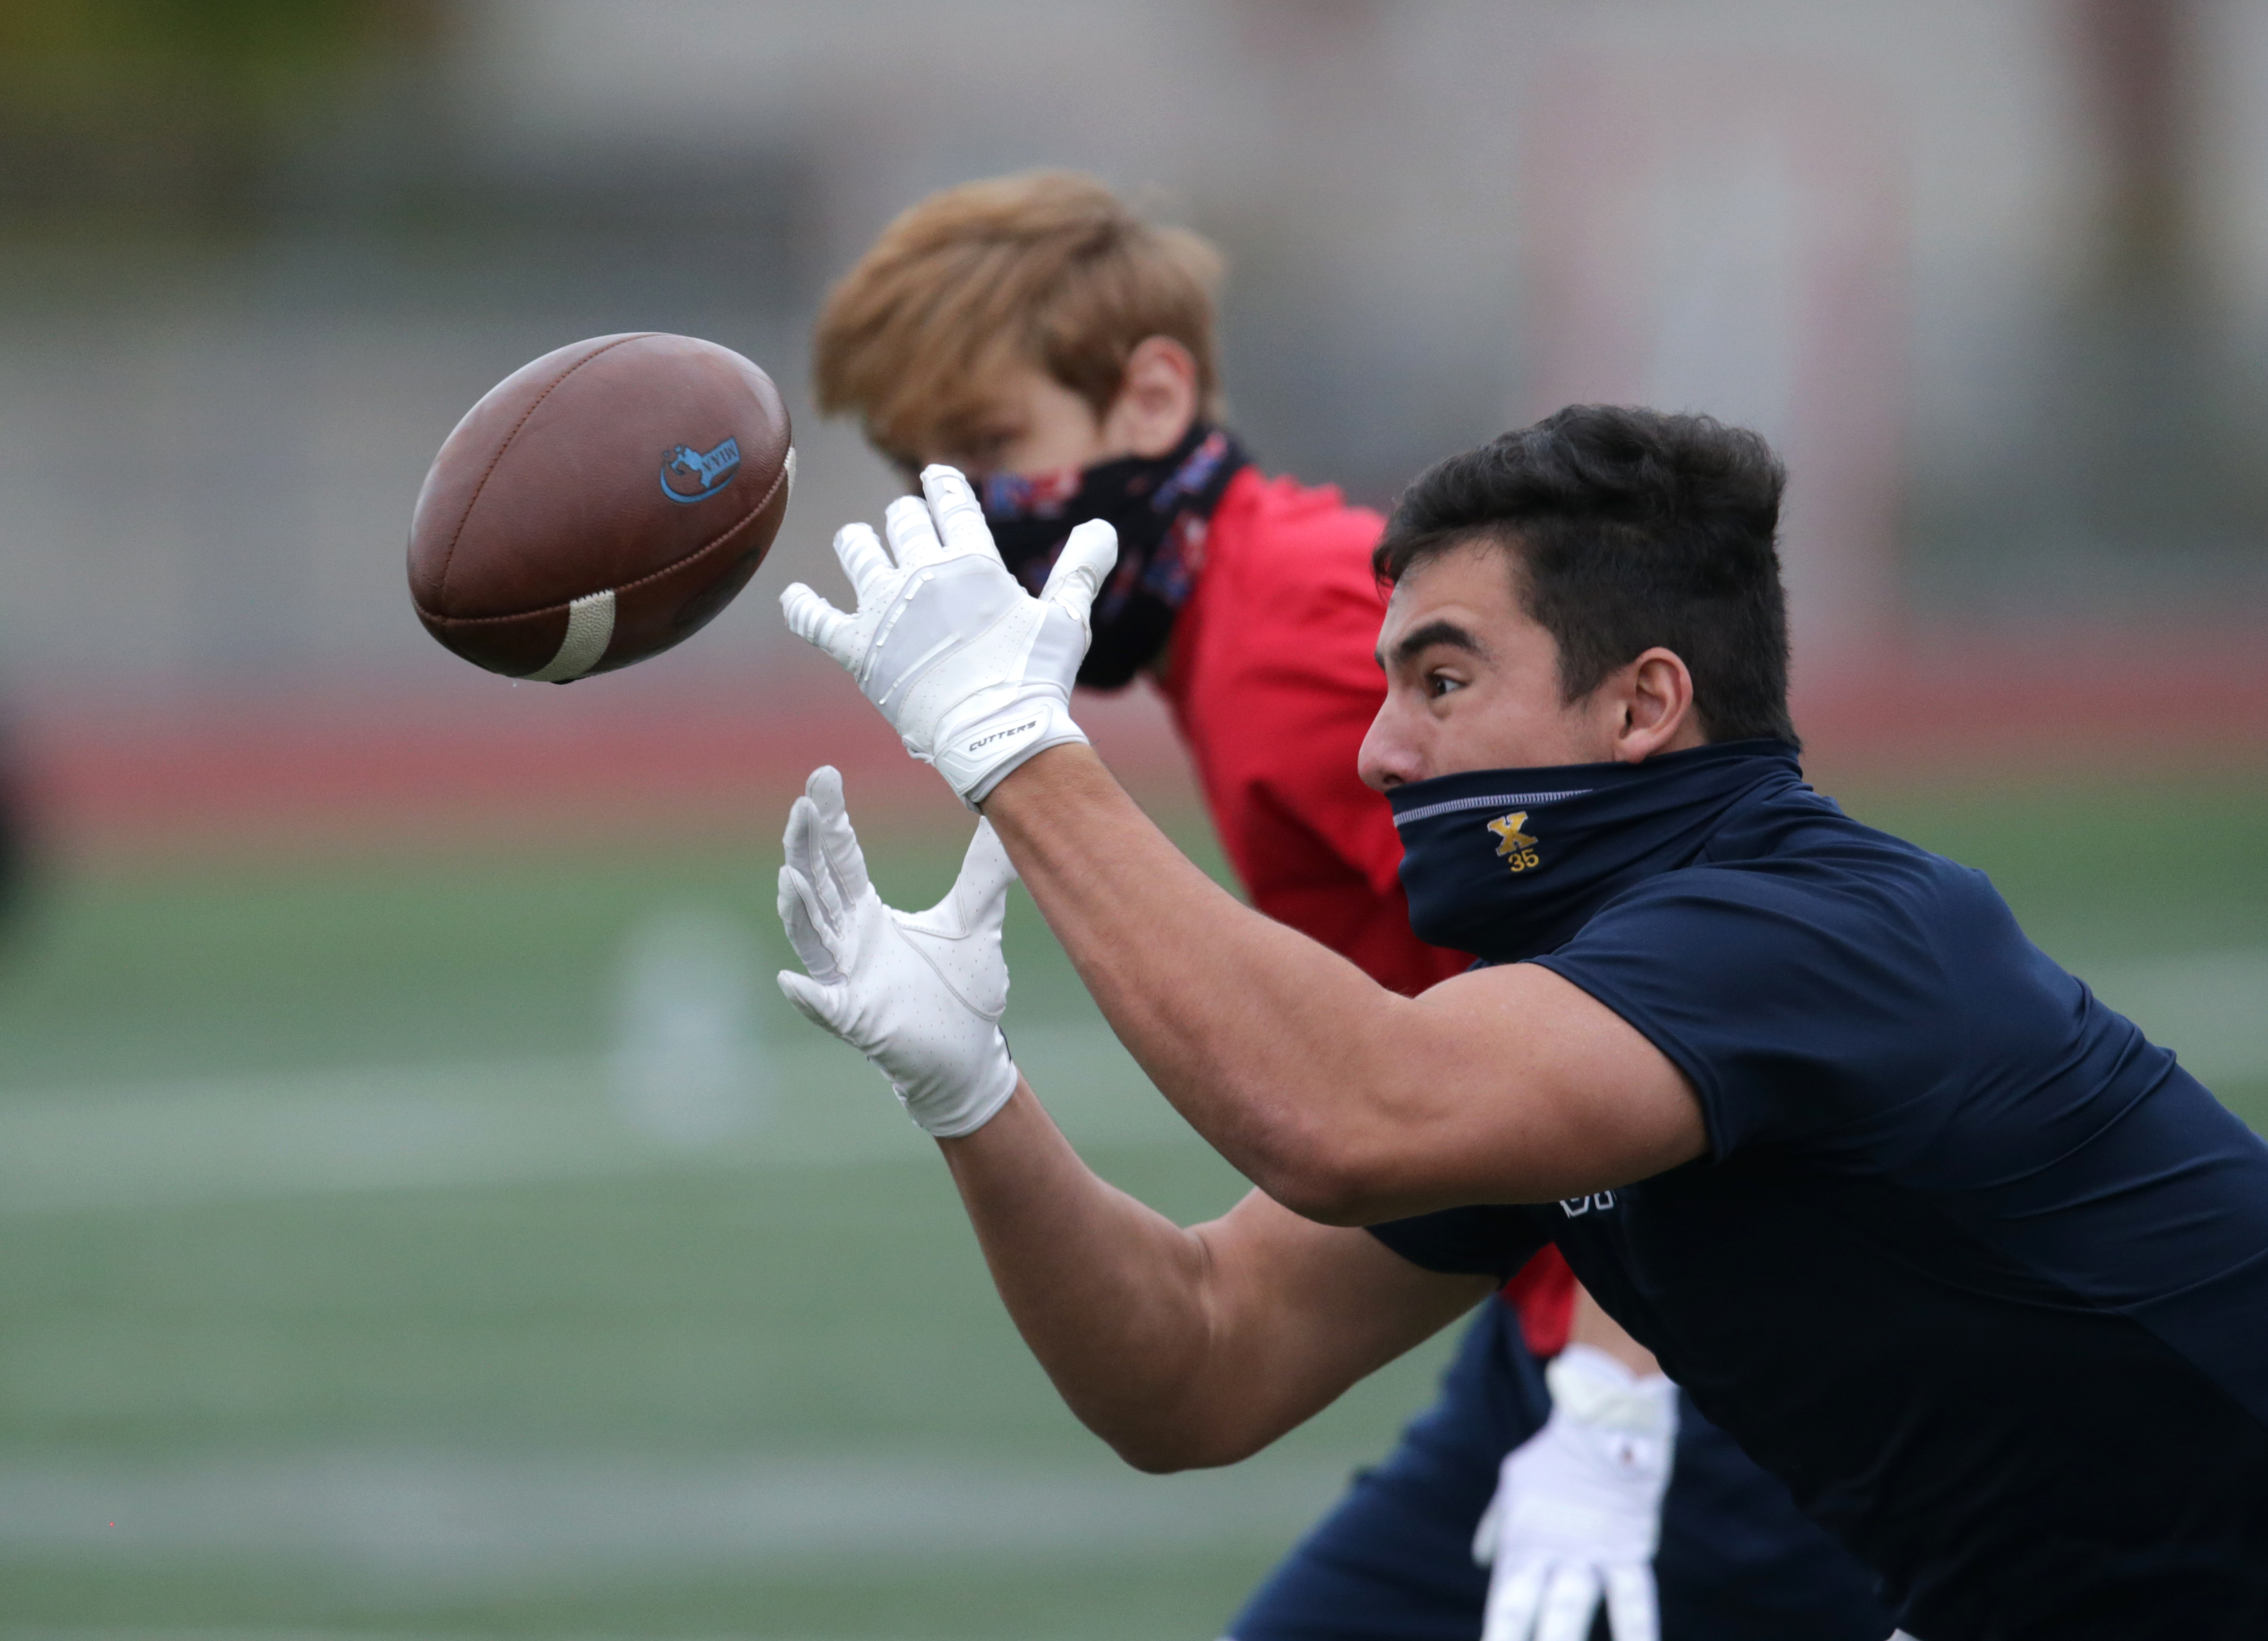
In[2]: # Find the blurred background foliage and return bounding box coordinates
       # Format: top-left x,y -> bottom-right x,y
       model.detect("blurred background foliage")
0,0 -> 442,229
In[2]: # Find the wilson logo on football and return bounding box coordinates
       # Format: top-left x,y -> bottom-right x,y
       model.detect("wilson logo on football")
659,436 -> 742,504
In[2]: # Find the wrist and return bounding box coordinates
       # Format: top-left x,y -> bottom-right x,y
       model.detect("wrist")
901,1049 -> 1018,1139
947,695 -> 1088,806
1545,1344 -> 1677,1434
931,1071 -> 1031,1149
976,739 -> 1107,822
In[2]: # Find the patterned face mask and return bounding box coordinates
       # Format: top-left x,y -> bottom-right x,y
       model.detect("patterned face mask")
979,423 -> 1249,690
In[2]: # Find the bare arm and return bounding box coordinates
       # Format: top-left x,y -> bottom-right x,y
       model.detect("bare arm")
1570,1284 -> 1661,1375
940,1076 -> 1495,1471
981,746 -> 1707,1225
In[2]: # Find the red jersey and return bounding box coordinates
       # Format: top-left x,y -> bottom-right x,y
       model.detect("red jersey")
1151,468 -> 1576,1358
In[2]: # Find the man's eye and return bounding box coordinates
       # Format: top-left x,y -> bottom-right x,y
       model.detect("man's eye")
1426,672 -> 1464,699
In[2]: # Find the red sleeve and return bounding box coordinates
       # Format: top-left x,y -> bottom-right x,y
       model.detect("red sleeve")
1501,1245 -> 1577,1357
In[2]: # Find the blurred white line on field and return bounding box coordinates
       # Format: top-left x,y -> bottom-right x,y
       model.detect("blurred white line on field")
0,1023 -> 1198,1214
0,1449 -> 1350,1585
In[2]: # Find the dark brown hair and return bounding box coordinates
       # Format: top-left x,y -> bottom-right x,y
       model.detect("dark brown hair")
1375,406 -> 1798,747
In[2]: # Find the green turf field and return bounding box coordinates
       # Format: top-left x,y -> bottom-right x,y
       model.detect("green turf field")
0,774 -> 2259,1638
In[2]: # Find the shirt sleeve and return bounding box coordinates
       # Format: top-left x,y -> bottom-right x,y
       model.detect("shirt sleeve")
1531,866 -> 1954,1160
1367,1205 -> 1550,1279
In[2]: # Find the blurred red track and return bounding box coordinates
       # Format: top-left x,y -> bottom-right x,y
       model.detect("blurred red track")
1795,630 -> 2268,779
11,667 -> 1203,865
18,633 -> 2268,865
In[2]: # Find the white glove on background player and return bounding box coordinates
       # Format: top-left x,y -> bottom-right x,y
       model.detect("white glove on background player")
780,464 -> 1118,806
775,765 -> 1019,1138
1474,1344 -> 1679,1641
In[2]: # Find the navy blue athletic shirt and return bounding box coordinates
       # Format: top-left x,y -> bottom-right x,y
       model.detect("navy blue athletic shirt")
1368,749 -> 2268,1640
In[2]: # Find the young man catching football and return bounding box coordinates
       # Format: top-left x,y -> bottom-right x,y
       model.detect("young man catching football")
775,407 -> 2268,1639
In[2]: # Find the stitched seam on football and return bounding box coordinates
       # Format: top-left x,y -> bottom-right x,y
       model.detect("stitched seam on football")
433,332 -> 654,607
411,474 -> 786,626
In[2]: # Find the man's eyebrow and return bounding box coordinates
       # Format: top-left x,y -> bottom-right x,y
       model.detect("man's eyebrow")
1379,618 -> 1488,670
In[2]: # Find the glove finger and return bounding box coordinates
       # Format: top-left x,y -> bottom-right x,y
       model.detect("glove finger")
919,464 -> 998,561
954,817 -> 1019,928
1041,518 -> 1119,624
833,519 -> 895,593
805,764 -> 873,906
1535,1562 -> 1602,1641
776,864 -> 843,984
1471,1483 -> 1505,1567
776,969 -> 852,1036
1600,1564 -> 1659,1641
1480,1558 -> 1547,1641
780,583 -> 856,666
884,491 -> 946,570
904,815 -> 1019,949
783,795 -> 846,924
781,788 -> 815,871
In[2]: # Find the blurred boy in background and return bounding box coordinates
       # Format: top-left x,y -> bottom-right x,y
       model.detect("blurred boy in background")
809,171 -> 1889,1641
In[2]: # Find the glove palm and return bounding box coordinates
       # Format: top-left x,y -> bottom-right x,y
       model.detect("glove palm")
775,765 -> 1019,1137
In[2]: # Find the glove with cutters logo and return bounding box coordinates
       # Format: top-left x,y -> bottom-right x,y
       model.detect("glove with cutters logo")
780,465 -> 1118,806
1473,1343 -> 1679,1641
775,765 -> 1020,1138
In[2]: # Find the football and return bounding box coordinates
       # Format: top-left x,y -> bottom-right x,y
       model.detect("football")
408,332 -> 793,682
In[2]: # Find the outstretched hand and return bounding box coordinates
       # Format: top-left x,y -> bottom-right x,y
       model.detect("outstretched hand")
1475,1344 -> 1679,1641
780,465 -> 1117,806
776,765 -> 1021,1138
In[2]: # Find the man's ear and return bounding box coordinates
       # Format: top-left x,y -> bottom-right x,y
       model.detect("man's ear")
1103,336 -> 1200,458
1611,647 -> 1700,763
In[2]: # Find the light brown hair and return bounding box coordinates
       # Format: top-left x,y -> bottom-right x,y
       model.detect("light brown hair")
813,170 -> 1224,465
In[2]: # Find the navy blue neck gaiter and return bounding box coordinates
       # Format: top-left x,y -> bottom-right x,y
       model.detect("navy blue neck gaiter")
1388,740 -> 1803,962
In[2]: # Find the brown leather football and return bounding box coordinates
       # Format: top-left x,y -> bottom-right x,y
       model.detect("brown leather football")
408,333 -> 793,681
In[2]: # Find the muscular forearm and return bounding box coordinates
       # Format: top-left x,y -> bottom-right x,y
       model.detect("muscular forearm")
936,1078 -> 1220,1468
981,747 -> 1427,1215
1570,1283 -> 1661,1377
938,1076 -> 1493,1471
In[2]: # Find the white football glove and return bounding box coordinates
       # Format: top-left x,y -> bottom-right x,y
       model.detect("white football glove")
774,765 -> 1019,1138
1474,1344 -> 1679,1641
779,465 -> 1118,806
